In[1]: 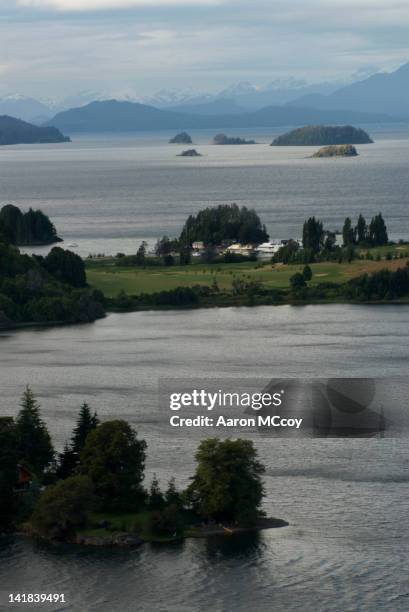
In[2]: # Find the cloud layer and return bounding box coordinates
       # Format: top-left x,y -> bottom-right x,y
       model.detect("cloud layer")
2,0 -> 408,98
18,0 -> 221,9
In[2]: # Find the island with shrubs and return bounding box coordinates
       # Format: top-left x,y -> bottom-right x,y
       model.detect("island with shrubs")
178,149 -> 201,157
312,144 -> 358,158
271,125 -> 373,146
0,115 -> 70,146
169,131 -> 192,144
213,133 -> 256,145
0,388 -> 287,546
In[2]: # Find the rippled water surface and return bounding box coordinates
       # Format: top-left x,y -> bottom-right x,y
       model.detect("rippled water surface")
0,125 -> 408,256
0,305 -> 408,611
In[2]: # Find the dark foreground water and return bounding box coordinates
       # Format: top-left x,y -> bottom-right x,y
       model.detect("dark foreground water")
0,304 -> 408,611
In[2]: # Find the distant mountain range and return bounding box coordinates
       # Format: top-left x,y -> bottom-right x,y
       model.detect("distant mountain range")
288,62 -> 409,118
2,62 -> 407,125
45,99 -> 395,133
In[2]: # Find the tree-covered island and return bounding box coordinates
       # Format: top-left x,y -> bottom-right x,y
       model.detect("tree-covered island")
213,133 -> 256,145
169,132 -> 192,144
0,388 -> 287,545
271,125 -> 373,146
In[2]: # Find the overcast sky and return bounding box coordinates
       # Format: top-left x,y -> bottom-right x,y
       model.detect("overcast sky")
1,0 -> 408,98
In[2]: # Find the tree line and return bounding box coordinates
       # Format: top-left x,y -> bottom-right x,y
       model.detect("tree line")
0,388 -> 266,540
0,241 -> 105,327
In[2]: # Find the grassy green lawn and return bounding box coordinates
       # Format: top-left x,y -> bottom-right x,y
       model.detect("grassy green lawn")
86,255 -> 409,298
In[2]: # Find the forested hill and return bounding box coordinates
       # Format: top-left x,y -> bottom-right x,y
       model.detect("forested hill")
0,115 -> 70,145
0,204 -> 62,246
271,125 -> 373,146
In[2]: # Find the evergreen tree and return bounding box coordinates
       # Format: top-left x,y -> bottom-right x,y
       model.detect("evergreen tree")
369,213 -> 388,246
165,477 -> 182,508
342,217 -> 355,246
71,403 -> 99,455
149,473 -> 165,510
302,217 -> 324,253
136,241 -> 148,266
302,265 -> 312,282
15,387 -> 54,475
56,442 -> 77,480
0,417 -> 18,529
355,213 -> 367,244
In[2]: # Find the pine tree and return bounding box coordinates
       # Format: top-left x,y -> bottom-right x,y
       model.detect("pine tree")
165,477 -> 182,508
71,403 -> 99,455
149,473 -> 165,510
56,442 -> 77,480
369,213 -> 388,246
342,217 -> 355,246
355,213 -> 367,244
15,387 -> 54,475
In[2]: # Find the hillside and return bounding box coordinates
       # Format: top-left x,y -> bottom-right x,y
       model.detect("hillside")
288,62 -> 409,119
46,100 -> 393,133
0,115 -> 70,145
271,125 -> 373,146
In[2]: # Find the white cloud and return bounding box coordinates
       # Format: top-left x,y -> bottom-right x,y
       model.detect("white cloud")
17,0 -> 222,10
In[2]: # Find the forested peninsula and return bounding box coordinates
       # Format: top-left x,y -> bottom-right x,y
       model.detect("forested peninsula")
0,204 -> 62,246
0,116 -> 70,146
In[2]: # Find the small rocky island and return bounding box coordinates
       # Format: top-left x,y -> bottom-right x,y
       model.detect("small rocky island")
0,115 -> 70,146
178,149 -> 201,157
312,144 -> 358,158
169,131 -> 192,144
213,133 -> 256,145
271,125 -> 373,146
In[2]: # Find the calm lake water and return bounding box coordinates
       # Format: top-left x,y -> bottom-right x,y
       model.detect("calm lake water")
0,305 -> 408,611
0,124 -> 408,256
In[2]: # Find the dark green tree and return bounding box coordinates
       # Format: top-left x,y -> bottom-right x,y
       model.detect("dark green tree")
342,217 -> 355,246
302,265 -> 312,282
355,214 -> 367,244
179,203 -> 268,246
148,473 -> 165,510
31,475 -> 94,540
80,420 -> 147,510
369,213 -> 388,246
15,387 -> 54,475
302,217 -> 324,253
290,272 -> 306,290
135,241 -> 148,266
0,417 -> 18,529
187,438 -> 265,525
43,247 -> 86,287
179,244 -> 191,265
165,477 -> 182,508
56,442 -> 77,480
71,403 -> 99,455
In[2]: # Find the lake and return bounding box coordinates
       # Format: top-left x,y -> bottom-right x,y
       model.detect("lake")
0,304 -> 408,611
0,124 -> 408,257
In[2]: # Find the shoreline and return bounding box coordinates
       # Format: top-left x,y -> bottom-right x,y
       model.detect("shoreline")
1,298 -> 409,333
12,517 -> 289,549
